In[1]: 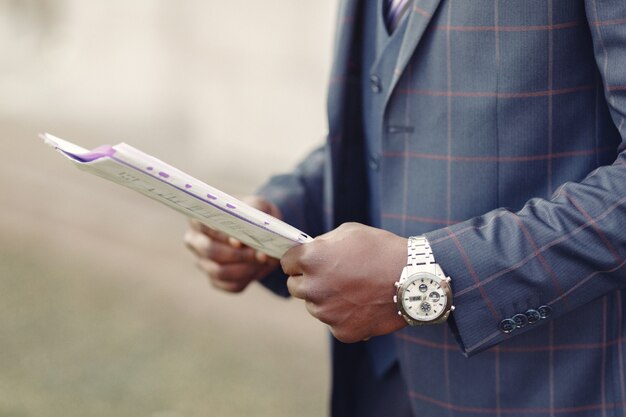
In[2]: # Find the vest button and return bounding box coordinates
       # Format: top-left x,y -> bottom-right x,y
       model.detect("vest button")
369,153 -> 381,171
387,125 -> 414,134
370,74 -> 382,93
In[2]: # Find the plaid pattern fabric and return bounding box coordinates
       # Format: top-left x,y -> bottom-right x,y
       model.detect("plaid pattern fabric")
259,0 -> 626,415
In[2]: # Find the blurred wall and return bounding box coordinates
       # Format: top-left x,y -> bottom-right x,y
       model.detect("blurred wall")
0,1 -> 336,416
1,0 -> 334,186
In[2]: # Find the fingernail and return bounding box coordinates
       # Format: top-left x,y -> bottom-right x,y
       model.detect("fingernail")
256,251 -> 268,263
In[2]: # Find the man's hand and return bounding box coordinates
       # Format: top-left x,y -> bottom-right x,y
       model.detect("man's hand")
184,196 -> 281,293
281,223 -> 408,342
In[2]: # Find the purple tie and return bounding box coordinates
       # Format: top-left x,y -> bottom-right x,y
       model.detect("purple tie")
384,0 -> 412,33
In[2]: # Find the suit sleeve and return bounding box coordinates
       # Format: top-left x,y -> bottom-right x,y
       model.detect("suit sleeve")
426,0 -> 626,356
255,145 -> 327,297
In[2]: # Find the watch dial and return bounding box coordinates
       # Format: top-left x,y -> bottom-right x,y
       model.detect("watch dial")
402,275 -> 448,321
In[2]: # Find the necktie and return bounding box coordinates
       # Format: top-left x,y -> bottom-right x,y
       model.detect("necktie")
383,0 -> 412,33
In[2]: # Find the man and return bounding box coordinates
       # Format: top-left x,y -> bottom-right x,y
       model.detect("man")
185,1 -> 626,416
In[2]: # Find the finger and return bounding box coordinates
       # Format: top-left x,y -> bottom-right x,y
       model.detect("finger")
280,245 -> 306,276
185,227 -> 257,263
228,236 -> 243,248
188,219 -> 231,244
286,274 -> 307,300
188,218 -> 203,231
197,237 -> 257,264
189,219 -> 249,250
330,328 -> 363,344
211,241 -> 257,263
208,277 -> 248,293
189,218 -> 214,234
197,258 -> 256,283
197,259 -> 257,291
256,251 -> 269,263
184,228 -> 208,258
210,278 -> 248,293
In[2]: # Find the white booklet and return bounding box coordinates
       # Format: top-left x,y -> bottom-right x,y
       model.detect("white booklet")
42,133 -> 313,258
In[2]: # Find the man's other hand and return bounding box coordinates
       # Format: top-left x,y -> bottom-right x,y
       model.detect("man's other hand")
184,196 -> 281,293
281,223 -> 408,342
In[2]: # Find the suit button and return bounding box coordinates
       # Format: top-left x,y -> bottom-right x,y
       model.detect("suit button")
370,74 -> 382,93
525,309 -> 540,324
386,125 -> 414,134
498,318 -> 517,334
512,313 -> 528,329
538,305 -> 553,319
369,153 -> 381,171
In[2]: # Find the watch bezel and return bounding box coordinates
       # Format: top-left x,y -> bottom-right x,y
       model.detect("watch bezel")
396,271 -> 453,323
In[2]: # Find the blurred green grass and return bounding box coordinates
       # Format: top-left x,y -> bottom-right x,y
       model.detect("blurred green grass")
0,241 -> 327,417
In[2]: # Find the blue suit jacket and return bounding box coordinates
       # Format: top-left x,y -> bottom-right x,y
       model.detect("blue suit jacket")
260,0 -> 626,415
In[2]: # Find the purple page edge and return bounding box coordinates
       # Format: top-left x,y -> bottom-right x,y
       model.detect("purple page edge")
61,145 -> 117,162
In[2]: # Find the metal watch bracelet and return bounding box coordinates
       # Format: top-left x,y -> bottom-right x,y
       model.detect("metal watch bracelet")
404,236 -> 440,277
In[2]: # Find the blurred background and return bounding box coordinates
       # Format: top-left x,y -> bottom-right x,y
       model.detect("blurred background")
0,1 -> 336,416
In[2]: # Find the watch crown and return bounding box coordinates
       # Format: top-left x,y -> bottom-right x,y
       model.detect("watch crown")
394,281 -> 400,288
393,295 -> 398,303
451,305 -> 456,311
445,277 -> 452,282
397,311 -> 402,316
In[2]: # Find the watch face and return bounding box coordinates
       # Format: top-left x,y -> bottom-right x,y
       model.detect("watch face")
399,273 -> 450,322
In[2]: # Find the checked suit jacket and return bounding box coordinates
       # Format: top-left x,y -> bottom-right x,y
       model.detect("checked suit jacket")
259,0 -> 626,416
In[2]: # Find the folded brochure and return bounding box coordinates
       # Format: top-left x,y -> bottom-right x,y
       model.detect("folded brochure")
42,133 -> 313,258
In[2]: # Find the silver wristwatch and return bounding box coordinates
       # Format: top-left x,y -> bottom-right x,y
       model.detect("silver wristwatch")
393,236 -> 454,326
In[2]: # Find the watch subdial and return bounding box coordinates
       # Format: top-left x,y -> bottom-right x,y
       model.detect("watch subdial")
403,276 -> 448,321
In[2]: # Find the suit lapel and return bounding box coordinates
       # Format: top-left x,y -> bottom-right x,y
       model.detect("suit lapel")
329,0 -> 444,127
327,0 -> 361,131
325,0 -> 363,230
385,0 -> 444,102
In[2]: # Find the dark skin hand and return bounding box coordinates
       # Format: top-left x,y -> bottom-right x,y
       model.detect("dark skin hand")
282,222 -> 409,343
184,196 -> 281,293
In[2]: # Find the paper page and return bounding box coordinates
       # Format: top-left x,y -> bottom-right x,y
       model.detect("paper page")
42,133 -> 312,258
